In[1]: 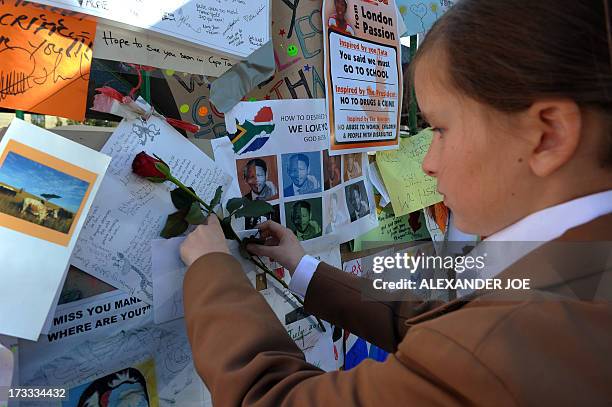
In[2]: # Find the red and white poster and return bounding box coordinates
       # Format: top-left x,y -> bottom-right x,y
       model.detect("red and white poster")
323,0 -> 403,155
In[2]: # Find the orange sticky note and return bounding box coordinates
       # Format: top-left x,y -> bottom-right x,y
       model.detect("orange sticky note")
0,2 -> 96,121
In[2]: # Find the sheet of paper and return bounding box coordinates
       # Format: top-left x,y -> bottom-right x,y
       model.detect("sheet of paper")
353,207 -> 430,252
20,317 -> 207,407
71,109 -> 232,303
45,289 -> 150,345
151,237 -> 192,325
423,204 -> 446,246
368,161 -> 391,207
0,2 -> 96,120
323,0 -> 403,155
31,0 -> 270,59
215,99 -> 378,243
0,119 -> 110,340
93,24 -> 237,77
396,0 -> 453,37
150,233 -> 341,372
376,129 -> 443,216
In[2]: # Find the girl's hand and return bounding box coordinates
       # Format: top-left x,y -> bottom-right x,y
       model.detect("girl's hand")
180,215 -> 230,267
246,221 -> 305,275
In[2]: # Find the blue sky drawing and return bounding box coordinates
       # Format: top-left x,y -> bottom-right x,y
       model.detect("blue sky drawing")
0,152 -> 89,213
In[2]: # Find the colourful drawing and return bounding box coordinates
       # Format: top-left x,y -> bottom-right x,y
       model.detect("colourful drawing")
63,359 -> 159,407
396,1 -> 454,36
231,106 -> 276,154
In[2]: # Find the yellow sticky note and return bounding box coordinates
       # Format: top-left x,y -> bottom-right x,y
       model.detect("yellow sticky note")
376,129 -> 443,216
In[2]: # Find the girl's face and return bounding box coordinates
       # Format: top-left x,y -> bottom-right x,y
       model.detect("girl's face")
335,0 -> 347,14
414,52 -> 535,236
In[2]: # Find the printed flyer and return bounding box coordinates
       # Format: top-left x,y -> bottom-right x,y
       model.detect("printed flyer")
323,0 -> 403,155
218,99 -> 378,244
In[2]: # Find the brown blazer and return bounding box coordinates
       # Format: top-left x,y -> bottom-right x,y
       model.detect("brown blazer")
183,213 -> 612,406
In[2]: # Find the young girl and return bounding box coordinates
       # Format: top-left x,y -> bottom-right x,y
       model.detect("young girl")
180,0 -> 612,404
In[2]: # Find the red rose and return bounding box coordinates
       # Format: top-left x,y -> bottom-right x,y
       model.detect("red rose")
132,151 -> 171,183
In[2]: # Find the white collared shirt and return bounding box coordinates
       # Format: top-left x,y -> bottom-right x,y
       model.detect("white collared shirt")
288,190 -> 612,298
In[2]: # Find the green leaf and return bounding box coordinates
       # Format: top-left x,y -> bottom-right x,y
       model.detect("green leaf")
160,210 -> 189,239
185,202 -> 206,225
220,217 -> 239,241
225,197 -> 246,214
209,186 -> 223,210
234,200 -> 274,219
171,187 -> 196,210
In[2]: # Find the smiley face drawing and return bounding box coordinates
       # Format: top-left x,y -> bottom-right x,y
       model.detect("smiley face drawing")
287,44 -> 299,57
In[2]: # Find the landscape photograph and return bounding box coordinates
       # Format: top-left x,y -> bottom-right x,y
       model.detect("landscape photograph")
0,151 -> 90,234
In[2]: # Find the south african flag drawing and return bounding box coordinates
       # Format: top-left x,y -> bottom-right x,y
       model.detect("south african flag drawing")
231,106 -> 275,155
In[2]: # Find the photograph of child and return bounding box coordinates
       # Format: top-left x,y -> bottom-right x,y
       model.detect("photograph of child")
236,156 -> 279,201
281,152 -> 322,197
343,153 -> 363,181
284,198 -> 323,241
324,190 -> 350,234
323,150 -> 342,190
345,181 -> 370,222
328,0 -> 355,35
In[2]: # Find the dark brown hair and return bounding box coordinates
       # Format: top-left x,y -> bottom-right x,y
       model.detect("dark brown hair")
412,0 -> 612,166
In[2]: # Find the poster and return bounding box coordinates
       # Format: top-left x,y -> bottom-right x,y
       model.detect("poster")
376,129 -> 443,216
31,0 -> 270,59
323,0 -> 403,155
93,24 -> 237,77
396,0 -> 454,37
0,119 -> 110,340
71,104 -> 232,303
213,99 -> 378,243
161,0 -> 326,139
0,1 -> 96,120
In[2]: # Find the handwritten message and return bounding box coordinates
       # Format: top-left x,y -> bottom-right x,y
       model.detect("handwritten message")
353,208 -> 430,251
72,110 -> 231,303
31,0 -> 270,59
93,24 -> 236,76
0,1 -> 96,120
162,0 -> 325,140
376,129 -> 443,216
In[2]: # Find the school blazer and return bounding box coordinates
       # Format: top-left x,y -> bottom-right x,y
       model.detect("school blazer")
183,213 -> 612,406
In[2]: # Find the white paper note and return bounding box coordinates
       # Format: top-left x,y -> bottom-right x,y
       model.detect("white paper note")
32,0 -> 271,59
72,111 -> 231,303
0,119 -> 110,340
93,24 -> 237,77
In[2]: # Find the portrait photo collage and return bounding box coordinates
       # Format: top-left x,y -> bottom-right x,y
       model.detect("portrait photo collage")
235,150 -> 373,242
